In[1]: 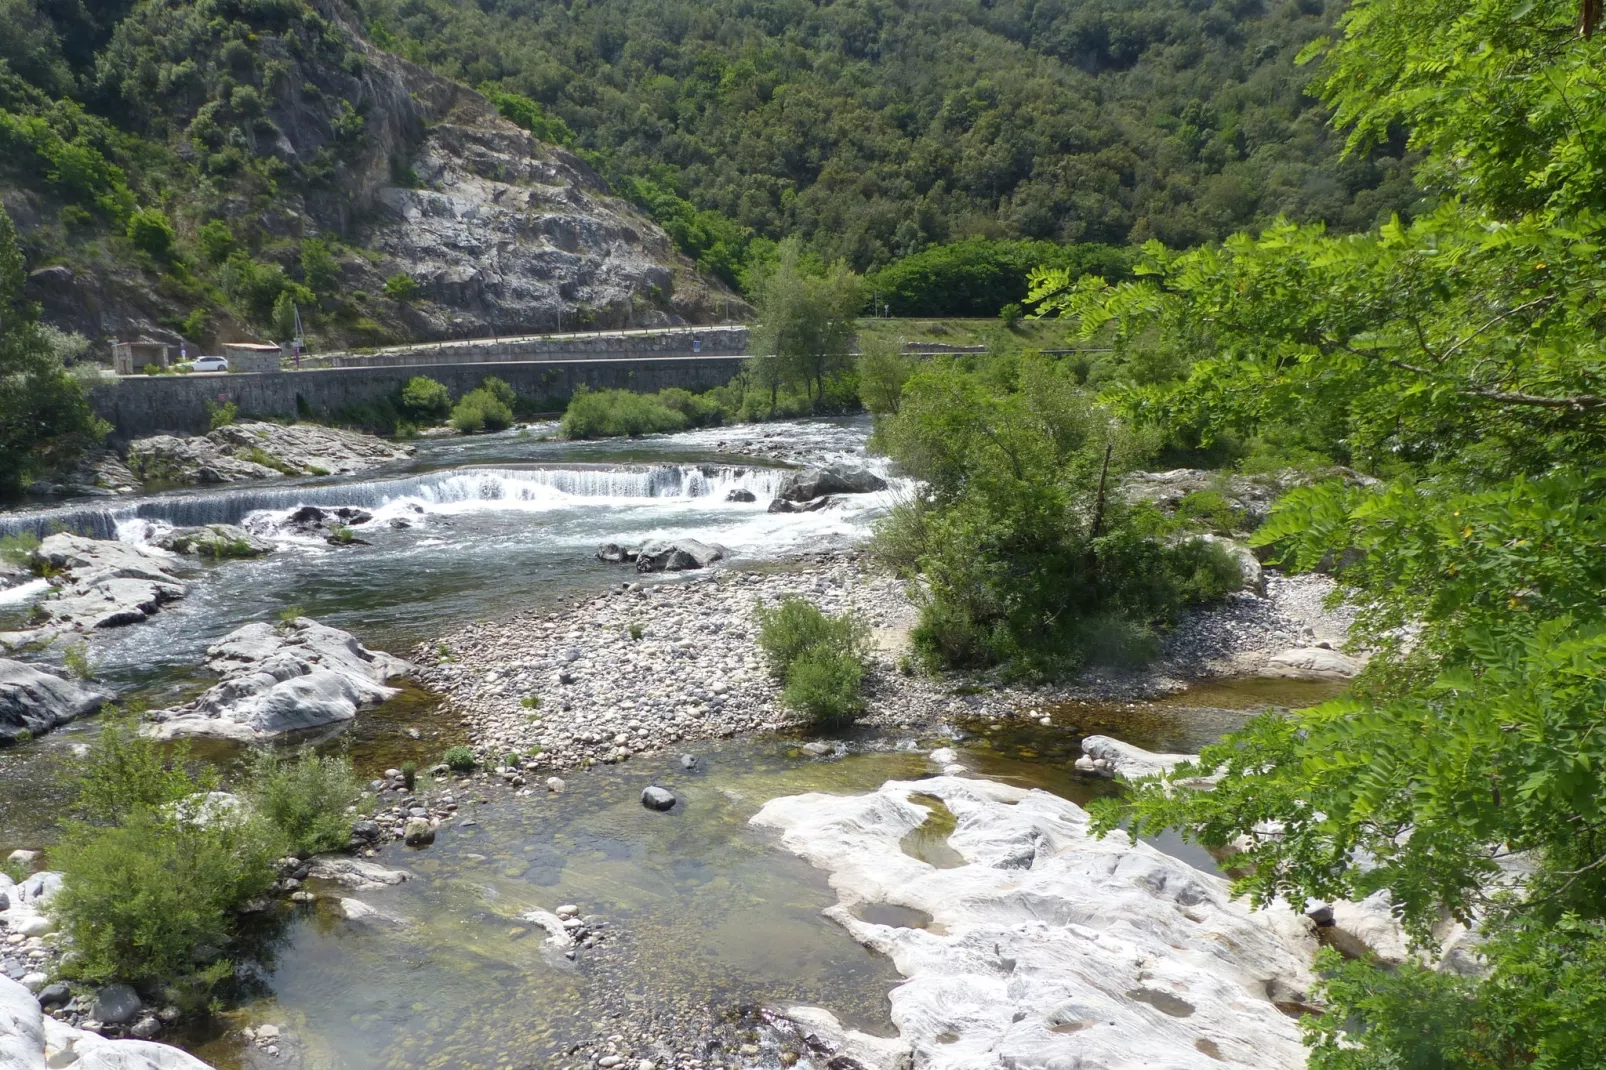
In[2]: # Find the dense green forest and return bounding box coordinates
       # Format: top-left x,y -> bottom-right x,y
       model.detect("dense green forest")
360,0 -> 1422,276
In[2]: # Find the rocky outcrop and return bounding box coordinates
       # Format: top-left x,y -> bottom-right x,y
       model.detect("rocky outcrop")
246,505 -> 375,540
633,539 -> 725,573
154,524 -> 275,558
1265,645 -> 1364,679
24,450 -> 139,499
147,618 -> 411,742
126,422 -> 412,487
0,660 -> 111,745
776,464 -> 888,502
1075,734 -> 1214,786
752,776 -> 1319,1070
1,974 -> 211,1070
0,535 -> 185,648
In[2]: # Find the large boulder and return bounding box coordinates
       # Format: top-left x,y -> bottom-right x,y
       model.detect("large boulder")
776,464 -> 887,502
147,618 -> 411,742
126,422 -> 413,487
595,542 -> 638,563
1075,735 -> 1212,786
154,523 -> 275,559
766,496 -> 832,514
0,660 -> 111,745
4,534 -> 185,642
1,975 -> 211,1070
752,776 -> 1319,1070
1264,646 -> 1364,679
634,539 -> 725,573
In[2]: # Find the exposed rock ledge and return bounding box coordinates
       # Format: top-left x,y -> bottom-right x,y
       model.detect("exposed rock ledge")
1,975 -> 211,1070
1,659 -> 111,746
148,618 -> 411,742
0,534 -> 185,650
125,422 -> 412,487
752,776 -> 1318,1070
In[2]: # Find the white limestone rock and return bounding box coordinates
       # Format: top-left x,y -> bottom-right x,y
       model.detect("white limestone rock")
147,618 -> 411,742
752,776 -> 1320,1070
305,856 -> 413,890
0,658 -> 112,745
1265,646 -> 1364,679
1075,734 -> 1209,784
2,975 -> 211,1070
1,534 -> 186,644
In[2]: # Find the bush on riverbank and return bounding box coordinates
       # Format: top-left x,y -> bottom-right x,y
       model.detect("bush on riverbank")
451,378 -> 515,433
755,597 -> 870,727
399,376 -> 452,423
871,354 -> 1242,677
244,749 -> 361,857
560,385 -> 728,438
50,717 -> 360,1002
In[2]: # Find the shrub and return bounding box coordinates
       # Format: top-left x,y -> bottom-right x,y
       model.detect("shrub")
399,375 -> 451,422
520,694 -> 541,709
560,387 -> 688,438
480,376 -> 516,409
451,386 -> 513,433
628,621 -> 644,640
75,711 -> 217,825
62,640 -> 94,680
383,273 -> 420,302
443,746 -> 477,772
206,399 -> 238,430
400,761 -> 417,790
50,808 -> 280,999
243,749 -> 360,858
755,597 -> 870,727
126,208 -> 176,261
197,220 -> 236,264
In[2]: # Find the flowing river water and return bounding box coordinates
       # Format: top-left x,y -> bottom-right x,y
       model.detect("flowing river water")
0,418 -> 1342,1069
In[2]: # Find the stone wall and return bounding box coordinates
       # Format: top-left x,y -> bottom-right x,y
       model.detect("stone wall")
90,356 -> 748,438
320,324 -> 749,368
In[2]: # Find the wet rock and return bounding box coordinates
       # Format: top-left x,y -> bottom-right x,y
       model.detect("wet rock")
1075,735 -> 1212,785
349,819 -> 382,845
338,898 -> 407,928
725,488 -> 757,503
402,817 -> 436,846
634,539 -> 725,573
752,776 -> 1319,1070
1,659 -> 111,746
546,776 -> 566,793
36,983 -> 69,1007
799,741 -> 834,757
640,785 -> 676,811
130,1016 -> 163,1039
92,984 -> 142,1025
154,524 -> 275,559
766,495 -> 832,513
777,464 -> 887,502
304,856 -> 413,890
679,754 -> 698,769
596,543 -> 638,563
147,617 -> 411,742
4,534 -> 186,641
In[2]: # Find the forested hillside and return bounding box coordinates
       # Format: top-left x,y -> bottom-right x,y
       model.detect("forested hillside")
0,0 -> 728,349
362,0 -> 1422,277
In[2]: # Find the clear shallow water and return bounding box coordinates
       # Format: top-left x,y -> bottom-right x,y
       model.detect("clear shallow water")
0,418 -> 1347,1069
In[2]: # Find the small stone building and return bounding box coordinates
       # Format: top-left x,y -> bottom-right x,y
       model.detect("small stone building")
111,341 -> 171,375
221,342 -> 283,373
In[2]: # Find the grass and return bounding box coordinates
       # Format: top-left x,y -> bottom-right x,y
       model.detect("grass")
0,530 -> 41,570
520,694 -> 541,710
628,621 -> 645,640
62,641 -> 94,680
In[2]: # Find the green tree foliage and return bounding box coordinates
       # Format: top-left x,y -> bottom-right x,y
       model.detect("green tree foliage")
383,272 -> 420,302
1048,1 -> 1606,1064
362,0 -> 1421,270
299,236 -> 339,295
871,353 -> 1241,675
450,382 -> 513,433
866,238 -> 1131,317
399,374 -> 451,422
854,333 -> 913,416
0,203 -> 107,494
125,206 -> 176,260
754,597 -> 870,727
748,238 -> 864,411
561,386 -> 712,438
481,86 -> 573,146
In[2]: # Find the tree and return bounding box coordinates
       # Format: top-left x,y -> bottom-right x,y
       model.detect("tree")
0,205 -> 107,494
855,332 -> 912,416
1039,1 -> 1606,1064
747,238 -> 863,411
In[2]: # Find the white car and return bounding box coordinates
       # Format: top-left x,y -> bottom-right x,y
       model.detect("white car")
192,355 -> 229,372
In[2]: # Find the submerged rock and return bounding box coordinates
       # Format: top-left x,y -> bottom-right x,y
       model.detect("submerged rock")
147,618 -> 412,742
766,495 -> 832,514
402,817 -> 436,846
776,464 -> 887,502
1,975 -> 210,1070
725,488 -> 757,503
304,856 -> 413,890
634,539 -> 724,573
0,659 -> 111,746
154,523 -> 275,558
751,776 -> 1318,1070
641,785 -> 676,811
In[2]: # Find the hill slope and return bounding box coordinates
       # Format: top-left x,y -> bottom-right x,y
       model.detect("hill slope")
363,0 -> 1422,274
0,0 -> 732,349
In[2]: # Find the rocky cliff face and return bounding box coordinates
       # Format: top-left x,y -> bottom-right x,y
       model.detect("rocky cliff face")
5,0 -> 734,349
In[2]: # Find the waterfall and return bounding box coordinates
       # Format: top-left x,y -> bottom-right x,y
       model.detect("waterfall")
0,464 -> 793,540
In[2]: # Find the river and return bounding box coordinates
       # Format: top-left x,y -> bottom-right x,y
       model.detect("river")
0,418 -> 1340,1069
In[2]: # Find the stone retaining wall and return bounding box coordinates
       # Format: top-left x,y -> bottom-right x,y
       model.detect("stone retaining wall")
319,324 -> 749,368
89,356 -> 748,438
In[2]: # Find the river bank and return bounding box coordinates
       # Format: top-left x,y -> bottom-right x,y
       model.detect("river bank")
415,548 -> 1360,770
